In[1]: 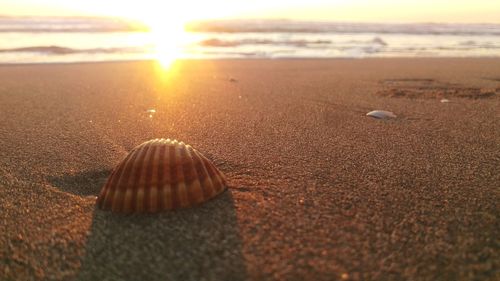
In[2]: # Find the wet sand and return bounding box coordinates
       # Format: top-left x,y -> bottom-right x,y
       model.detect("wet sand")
0,58 -> 499,280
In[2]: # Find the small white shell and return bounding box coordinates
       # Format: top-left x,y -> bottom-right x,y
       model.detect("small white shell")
366,110 -> 397,119
440,99 -> 450,103
97,139 -> 227,213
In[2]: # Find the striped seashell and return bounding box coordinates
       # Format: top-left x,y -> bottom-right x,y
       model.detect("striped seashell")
97,138 -> 227,213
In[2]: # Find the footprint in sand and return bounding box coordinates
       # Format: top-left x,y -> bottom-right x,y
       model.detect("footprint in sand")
482,77 -> 500,82
377,78 -> 498,99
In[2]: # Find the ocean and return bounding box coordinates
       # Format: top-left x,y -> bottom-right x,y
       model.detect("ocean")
1,16 -> 499,64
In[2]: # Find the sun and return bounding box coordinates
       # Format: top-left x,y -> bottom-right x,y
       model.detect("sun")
145,16 -> 188,68
114,3 -> 193,69
102,1 -> 237,68
130,6 -> 193,69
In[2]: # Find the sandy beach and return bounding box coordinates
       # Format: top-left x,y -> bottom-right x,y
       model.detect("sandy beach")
0,58 -> 498,280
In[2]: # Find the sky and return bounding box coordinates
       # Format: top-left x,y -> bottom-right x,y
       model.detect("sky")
1,0 -> 500,23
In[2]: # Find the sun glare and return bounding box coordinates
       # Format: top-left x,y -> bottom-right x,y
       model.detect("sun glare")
147,17 -> 187,68
117,3 -> 195,69
116,1 -> 242,69
134,8 -> 190,69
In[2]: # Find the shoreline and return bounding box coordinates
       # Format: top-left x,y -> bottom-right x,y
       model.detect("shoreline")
0,56 -> 499,67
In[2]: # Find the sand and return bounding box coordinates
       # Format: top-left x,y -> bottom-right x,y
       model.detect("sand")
0,58 -> 498,281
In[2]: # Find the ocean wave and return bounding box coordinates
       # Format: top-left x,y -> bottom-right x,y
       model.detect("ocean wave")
0,17 -> 498,63
458,40 -> 500,49
187,20 -> 500,36
2,17 -> 499,36
199,38 -> 331,47
0,16 -> 500,36
0,16 -> 148,32
0,45 -> 144,55
196,37 -> 389,51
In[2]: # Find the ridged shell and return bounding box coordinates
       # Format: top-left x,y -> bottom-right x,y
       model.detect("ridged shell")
97,138 -> 227,213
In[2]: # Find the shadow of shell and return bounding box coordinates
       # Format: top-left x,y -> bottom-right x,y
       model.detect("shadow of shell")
77,190 -> 248,281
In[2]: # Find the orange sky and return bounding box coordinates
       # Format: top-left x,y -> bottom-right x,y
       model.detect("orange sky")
1,0 -> 500,23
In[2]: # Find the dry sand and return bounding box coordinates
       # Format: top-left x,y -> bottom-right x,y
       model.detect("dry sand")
0,58 -> 499,281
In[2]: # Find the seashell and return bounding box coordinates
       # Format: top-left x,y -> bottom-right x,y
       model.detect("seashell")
97,138 -> 227,213
440,98 -> 450,103
366,110 -> 396,119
